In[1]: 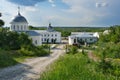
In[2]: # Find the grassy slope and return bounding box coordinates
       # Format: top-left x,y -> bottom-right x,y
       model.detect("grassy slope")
0,50 -> 29,68
40,53 -> 116,80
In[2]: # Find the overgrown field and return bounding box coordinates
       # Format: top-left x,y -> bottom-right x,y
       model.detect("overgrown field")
40,53 -> 117,80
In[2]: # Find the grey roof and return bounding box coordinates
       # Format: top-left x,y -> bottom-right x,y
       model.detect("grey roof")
26,31 -> 40,36
11,13 -> 28,23
70,33 -> 96,38
34,30 -> 58,33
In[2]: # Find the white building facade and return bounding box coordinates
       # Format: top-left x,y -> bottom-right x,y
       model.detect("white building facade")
68,32 -> 99,45
10,10 -> 61,46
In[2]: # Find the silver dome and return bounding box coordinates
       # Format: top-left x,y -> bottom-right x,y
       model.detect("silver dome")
11,13 -> 28,23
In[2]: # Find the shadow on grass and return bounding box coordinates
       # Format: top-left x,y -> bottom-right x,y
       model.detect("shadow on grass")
0,50 -> 52,80
0,52 -> 19,68
0,62 -> 39,80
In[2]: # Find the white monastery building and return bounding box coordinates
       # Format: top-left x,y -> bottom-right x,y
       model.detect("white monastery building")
68,32 -> 99,45
10,9 -> 61,46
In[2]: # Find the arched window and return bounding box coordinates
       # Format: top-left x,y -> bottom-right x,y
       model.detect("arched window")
21,26 -> 23,30
18,25 -> 19,30
17,25 -> 19,30
13,25 -> 15,30
51,34 -> 53,37
35,40 -> 37,44
44,34 -> 46,37
21,25 -> 23,30
55,34 -> 57,37
24,25 -> 27,30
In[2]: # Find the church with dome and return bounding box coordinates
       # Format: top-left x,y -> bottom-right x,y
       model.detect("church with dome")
10,8 -> 61,46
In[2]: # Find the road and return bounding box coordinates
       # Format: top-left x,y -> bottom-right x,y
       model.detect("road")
0,44 -> 65,80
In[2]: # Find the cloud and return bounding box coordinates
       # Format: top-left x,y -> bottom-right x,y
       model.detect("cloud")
51,4 -> 56,7
25,6 -> 38,12
7,0 -> 46,6
96,2 -> 108,8
48,0 -> 54,3
48,0 -> 56,7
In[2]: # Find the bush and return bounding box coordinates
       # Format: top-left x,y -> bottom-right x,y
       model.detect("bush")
20,45 -> 49,57
68,46 -> 78,54
0,51 -> 18,68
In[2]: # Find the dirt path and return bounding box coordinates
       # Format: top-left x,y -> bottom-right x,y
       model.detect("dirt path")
0,44 -> 65,80
88,51 -> 100,62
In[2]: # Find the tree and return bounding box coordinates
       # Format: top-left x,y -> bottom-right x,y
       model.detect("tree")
0,13 -> 4,27
0,20 -> 4,27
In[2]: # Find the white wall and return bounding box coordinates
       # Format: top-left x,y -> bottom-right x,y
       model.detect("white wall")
29,36 -> 42,46
69,36 -> 98,45
69,36 -> 74,45
10,22 -> 28,31
40,32 -> 61,43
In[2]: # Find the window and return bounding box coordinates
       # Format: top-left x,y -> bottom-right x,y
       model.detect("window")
24,26 -> 26,30
90,38 -> 93,41
74,39 -> 77,43
44,38 -> 46,41
51,34 -> 53,37
48,34 -> 49,37
16,25 -> 19,30
44,34 -> 46,37
85,39 -> 87,42
21,26 -> 23,30
55,34 -> 57,37
21,25 -> 23,30
13,25 -> 15,30
35,40 -> 37,44
42,38 -> 43,41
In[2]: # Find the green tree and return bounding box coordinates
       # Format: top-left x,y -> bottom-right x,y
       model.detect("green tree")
0,13 -> 4,27
0,19 -> 4,27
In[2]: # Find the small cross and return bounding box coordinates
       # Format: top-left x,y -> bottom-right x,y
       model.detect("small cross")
18,6 -> 20,15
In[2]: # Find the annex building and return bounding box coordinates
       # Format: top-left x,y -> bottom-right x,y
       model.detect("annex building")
68,32 -> 99,45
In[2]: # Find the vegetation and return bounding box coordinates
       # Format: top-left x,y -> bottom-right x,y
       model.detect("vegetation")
95,25 -> 120,77
40,25 -> 120,80
0,29 -> 50,68
40,53 -> 117,80
0,13 -> 4,27
67,45 -> 78,54
0,18 -> 50,68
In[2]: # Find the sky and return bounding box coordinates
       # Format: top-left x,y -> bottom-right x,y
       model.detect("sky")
0,0 -> 120,27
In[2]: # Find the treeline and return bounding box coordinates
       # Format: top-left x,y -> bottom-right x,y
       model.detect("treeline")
29,26 -> 107,37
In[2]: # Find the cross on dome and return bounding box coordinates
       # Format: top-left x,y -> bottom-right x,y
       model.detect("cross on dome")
18,6 -> 21,15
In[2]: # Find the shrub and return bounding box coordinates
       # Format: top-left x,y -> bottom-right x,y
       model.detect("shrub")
68,46 -> 78,54
0,51 -> 18,68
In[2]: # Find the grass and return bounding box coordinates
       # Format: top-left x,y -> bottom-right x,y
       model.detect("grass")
0,50 -> 30,68
40,53 -> 117,80
0,45 -> 50,68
